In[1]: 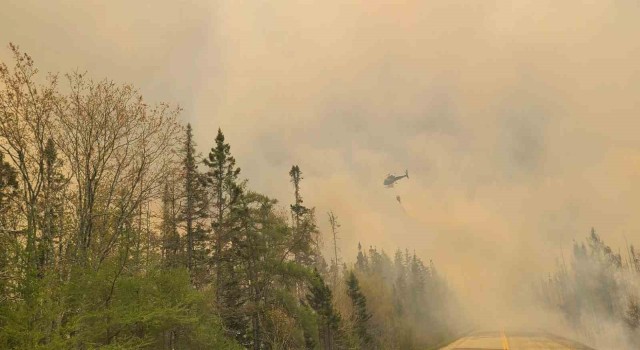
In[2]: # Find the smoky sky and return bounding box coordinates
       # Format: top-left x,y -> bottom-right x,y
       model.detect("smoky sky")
3,0 -> 640,326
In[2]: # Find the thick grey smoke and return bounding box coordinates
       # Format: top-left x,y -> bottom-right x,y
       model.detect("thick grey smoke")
3,0 -> 640,345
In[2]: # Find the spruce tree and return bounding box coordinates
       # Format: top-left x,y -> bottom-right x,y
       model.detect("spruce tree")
184,123 -> 197,272
355,243 -> 368,272
393,249 -> 407,315
289,165 -> 319,266
203,128 -> 244,323
346,271 -> 373,348
161,179 -> 180,267
307,268 -> 342,350
181,123 -> 208,282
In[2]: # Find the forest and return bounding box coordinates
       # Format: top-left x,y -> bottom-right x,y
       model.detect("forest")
538,228 -> 640,348
0,44 -> 461,349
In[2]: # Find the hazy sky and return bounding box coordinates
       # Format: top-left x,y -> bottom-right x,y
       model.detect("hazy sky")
3,0 -> 640,323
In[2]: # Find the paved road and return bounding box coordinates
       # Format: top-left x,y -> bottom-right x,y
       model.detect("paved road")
440,331 -> 595,350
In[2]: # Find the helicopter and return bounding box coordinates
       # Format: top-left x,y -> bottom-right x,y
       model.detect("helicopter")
383,170 -> 409,188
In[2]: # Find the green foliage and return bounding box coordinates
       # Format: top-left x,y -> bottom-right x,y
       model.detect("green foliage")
340,246 -> 460,349
203,128 -> 243,285
181,123 -> 209,280
288,165 -> 321,268
0,260 -> 242,349
307,268 -> 342,350
0,45 -> 462,350
346,271 -> 373,348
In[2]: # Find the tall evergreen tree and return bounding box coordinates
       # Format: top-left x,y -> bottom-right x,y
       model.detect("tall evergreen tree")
307,268 -> 342,350
203,128 -> 243,303
0,45 -> 469,350
328,211 -> 341,288
184,123 -> 197,272
181,124 -> 208,282
393,249 -> 407,315
0,46 -> 243,350
161,179 -> 180,267
288,165 -> 322,268
346,271 -> 373,348
355,243 -> 368,272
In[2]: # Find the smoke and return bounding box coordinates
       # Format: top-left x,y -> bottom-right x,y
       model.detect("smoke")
536,231 -> 640,349
3,0 -> 640,345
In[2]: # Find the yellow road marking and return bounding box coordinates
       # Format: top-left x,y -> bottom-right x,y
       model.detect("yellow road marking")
501,330 -> 510,350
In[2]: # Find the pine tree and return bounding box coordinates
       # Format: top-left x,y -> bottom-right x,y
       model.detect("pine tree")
346,271 -> 373,348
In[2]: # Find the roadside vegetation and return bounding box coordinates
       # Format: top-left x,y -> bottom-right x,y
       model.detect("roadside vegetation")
0,44 -> 460,349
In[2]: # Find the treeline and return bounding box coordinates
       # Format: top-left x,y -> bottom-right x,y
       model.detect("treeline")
342,244 -> 460,348
538,228 -> 640,347
0,44 -> 458,349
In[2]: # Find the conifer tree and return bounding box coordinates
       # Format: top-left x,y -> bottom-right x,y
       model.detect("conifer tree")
181,123 -> 208,282
0,44 -> 472,350
184,123 -> 198,272
346,271 -> 373,348
393,249 -> 407,315
307,268 -> 342,350
161,179 -> 180,267
355,243 -> 368,272
0,46 -> 242,349
203,128 -> 243,303
328,211 -> 341,287
289,165 -> 319,266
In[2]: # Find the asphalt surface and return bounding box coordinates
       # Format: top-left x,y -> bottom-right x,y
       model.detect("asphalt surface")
440,331 -> 596,350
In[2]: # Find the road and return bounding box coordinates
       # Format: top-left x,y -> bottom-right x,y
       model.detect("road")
439,330 -> 595,350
